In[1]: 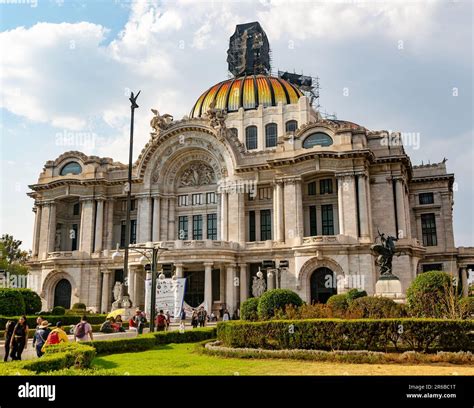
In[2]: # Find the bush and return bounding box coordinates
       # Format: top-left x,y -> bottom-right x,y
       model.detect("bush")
0,314 -> 107,330
240,297 -> 260,321
326,294 -> 348,315
257,289 -> 303,320
0,288 -> 25,316
217,319 -> 474,352
72,303 -> 86,310
345,288 -> 367,304
17,289 -> 42,314
51,306 -> 66,315
406,271 -> 453,318
348,296 -> 403,319
459,297 -> 474,319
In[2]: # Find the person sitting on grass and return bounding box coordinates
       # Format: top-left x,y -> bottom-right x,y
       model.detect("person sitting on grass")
42,321 -> 68,353
114,315 -> 125,332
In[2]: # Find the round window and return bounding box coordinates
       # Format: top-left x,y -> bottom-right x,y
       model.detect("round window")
60,161 -> 82,176
303,132 -> 333,148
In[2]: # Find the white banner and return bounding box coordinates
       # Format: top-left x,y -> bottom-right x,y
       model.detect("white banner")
156,278 -> 186,318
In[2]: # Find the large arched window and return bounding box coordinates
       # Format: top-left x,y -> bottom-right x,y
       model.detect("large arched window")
303,132 -> 333,148
245,126 -> 258,150
285,120 -> 298,133
265,123 -> 277,148
60,161 -> 82,176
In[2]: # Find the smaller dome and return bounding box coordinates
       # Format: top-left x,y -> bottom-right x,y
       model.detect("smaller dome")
190,75 -> 303,118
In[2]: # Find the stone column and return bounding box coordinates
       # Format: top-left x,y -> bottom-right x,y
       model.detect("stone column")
137,196 -> 152,243
204,262 -> 213,313
175,263 -> 184,278
216,193 -> 222,240
219,266 -> 226,303
239,263 -> 248,303
283,179 -> 300,242
152,196 -> 161,242
79,198 -> 95,253
161,198 -> 169,241
105,199 -> 114,250
295,179 -> 304,238
128,267 -> 136,305
225,263 -> 237,314
38,202 -> 51,259
337,177 -> 345,235
275,181 -> 284,242
47,202 -> 57,253
220,192 -> 228,241
357,175 -> 370,239
101,270 -> 112,313
168,197 -> 176,240
338,174 -> 357,237
32,205 -> 42,257
395,178 -> 407,238
94,199 -> 104,252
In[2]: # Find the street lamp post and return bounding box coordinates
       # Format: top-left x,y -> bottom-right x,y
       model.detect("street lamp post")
123,91 -> 141,300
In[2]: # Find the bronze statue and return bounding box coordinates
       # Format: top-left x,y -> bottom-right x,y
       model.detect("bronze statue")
150,109 -> 174,135
371,230 -> 399,277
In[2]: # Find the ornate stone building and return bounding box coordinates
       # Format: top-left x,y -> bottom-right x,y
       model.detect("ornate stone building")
27,23 -> 473,314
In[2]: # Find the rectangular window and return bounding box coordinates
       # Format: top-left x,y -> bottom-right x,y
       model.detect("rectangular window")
419,192 -> 434,205
207,213 -> 217,240
131,199 -> 136,211
321,204 -> 334,235
422,263 -> 443,272
73,203 -> 80,216
249,211 -> 256,242
178,195 -> 189,207
206,192 -> 216,204
309,205 -> 317,236
193,215 -> 203,240
421,213 -> 437,246
71,224 -> 78,251
308,182 -> 316,196
320,179 -> 333,194
258,187 -> 271,200
130,219 -> 137,244
192,194 -> 203,206
260,209 -> 272,241
178,216 -> 188,240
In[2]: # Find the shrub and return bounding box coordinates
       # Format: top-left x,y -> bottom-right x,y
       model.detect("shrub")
217,319 -> 474,352
345,288 -> 367,304
0,288 -> 25,316
406,271 -> 453,318
348,296 -> 403,319
51,306 -> 66,315
459,297 -> 474,319
257,289 -> 303,320
17,289 -> 42,314
326,294 -> 348,316
240,297 -> 260,321
0,314 -> 107,330
72,303 -> 87,310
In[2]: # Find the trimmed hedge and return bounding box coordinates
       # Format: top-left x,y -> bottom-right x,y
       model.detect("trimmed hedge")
17,289 -> 42,314
348,296 -> 404,319
326,294 -> 348,315
52,306 -> 66,315
217,319 -> 474,352
257,289 -> 303,320
0,314 -> 108,330
240,297 -> 259,321
86,327 -> 217,355
0,288 -> 25,316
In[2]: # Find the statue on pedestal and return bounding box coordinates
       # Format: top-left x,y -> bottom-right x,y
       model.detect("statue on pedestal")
252,276 -> 266,297
371,230 -> 399,278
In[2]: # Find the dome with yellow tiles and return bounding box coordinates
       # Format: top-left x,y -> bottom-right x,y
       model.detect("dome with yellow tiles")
190,74 -> 304,118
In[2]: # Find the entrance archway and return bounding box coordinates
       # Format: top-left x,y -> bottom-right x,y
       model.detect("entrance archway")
310,267 -> 337,304
54,279 -> 72,309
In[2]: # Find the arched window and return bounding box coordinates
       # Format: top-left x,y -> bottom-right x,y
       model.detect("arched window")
245,126 -> 258,150
229,127 -> 238,138
285,120 -> 298,133
303,132 -> 333,148
60,161 -> 82,175
265,123 -> 277,148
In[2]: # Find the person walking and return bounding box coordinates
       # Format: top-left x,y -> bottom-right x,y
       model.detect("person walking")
31,316 -> 43,355
33,320 -> 51,357
191,309 -> 198,329
198,307 -> 207,327
42,321 -> 69,352
155,310 -> 167,332
165,311 -> 171,331
10,316 -> 29,361
3,319 -> 15,362
74,315 -> 93,342
133,309 -> 147,336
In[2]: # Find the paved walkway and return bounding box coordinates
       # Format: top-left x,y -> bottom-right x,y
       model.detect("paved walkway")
1,322 -> 217,362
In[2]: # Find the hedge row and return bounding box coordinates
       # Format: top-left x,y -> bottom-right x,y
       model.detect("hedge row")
217,319 -> 474,352
201,341 -> 474,365
86,327 -> 217,355
0,314 -> 108,330
0,343 -> 95,375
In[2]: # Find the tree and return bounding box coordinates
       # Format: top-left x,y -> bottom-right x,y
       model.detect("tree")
0,235 -> 29,276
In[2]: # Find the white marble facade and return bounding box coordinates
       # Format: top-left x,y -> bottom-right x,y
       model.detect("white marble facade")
27,91 -> 473,315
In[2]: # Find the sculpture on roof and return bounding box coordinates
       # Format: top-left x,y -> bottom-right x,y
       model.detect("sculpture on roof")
150,109 -> 174,136
205,100 -> 227,138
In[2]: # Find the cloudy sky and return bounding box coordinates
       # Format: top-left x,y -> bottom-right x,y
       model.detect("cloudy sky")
0,0 -> 472,250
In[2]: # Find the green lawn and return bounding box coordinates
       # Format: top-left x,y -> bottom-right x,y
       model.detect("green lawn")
92,343 -> 474,376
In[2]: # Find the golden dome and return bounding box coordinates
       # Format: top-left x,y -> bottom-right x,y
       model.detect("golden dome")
190,74 -> 303,118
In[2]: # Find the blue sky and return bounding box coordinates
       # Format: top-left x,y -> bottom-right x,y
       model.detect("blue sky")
0,0 -> 473,250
